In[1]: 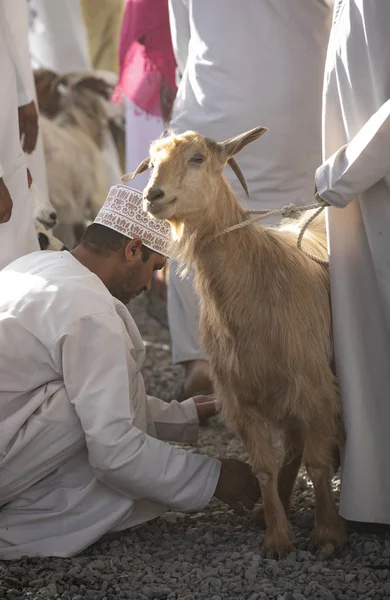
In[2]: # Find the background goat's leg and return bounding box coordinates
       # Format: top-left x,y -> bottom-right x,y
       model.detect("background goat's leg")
304,429 -> 344,558
237,415 -> 293,558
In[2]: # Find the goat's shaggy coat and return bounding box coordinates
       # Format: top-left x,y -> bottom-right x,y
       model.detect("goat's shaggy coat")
125,127 -> 345,558
34,71 -> 112,248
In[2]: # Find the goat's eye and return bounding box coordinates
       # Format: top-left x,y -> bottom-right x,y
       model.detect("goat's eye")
190,155 -> 205,164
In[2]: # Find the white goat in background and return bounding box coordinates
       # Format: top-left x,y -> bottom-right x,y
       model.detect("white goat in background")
34,70 -> 121,248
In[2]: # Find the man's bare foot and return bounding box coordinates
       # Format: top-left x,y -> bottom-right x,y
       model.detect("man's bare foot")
178,360 -> 213,402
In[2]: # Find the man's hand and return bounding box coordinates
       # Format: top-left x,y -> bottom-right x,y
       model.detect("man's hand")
18,101 -> 38,154
193,394 -> 218,421
0,178 -> 13,223
314,182 -> 330,205
214,457 -> 261,513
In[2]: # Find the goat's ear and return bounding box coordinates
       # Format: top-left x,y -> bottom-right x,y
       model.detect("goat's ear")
121,158 -> 151,181
219,126 -> 268,158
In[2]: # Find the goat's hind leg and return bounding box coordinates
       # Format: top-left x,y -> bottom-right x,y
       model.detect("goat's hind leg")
254,428 -> 302,528
304,427 -> 344,559
238,414 -> 293,558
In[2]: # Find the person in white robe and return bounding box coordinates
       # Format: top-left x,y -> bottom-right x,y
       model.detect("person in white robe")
28,0 -> 92,72
314,0 -> 390,528
5,0 -> 51,216
0,185 -> 260,559
167,0 -> 334,399
0,0 -> 39,270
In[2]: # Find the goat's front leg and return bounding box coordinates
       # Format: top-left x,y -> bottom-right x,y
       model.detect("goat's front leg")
303,428 -> 344,559
237,414 -> 293,558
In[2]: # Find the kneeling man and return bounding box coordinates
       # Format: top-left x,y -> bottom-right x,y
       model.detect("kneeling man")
0,185 -> 260,559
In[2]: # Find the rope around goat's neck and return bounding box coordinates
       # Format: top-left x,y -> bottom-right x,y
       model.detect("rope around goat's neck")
213,199 -> 329,267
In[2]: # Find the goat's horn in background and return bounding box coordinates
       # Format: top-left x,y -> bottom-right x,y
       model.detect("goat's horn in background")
227,157 -> 249,197
220,126 -> 268,158
121,158 -> 151,181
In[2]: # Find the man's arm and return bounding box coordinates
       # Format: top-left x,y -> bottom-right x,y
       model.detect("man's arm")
316,99 -> 390,208
2,0 -> 39,153
53,313 -> 221,512
2,0 -> 35,107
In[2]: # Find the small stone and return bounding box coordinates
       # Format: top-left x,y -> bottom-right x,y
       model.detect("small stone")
161,513 -> 178,524
41,582 -> 57,598
141,554 -> 152,562
89,560 -> 105,570
211,579 -> 222,590
308,564 -> 322,574
245,567 -> 257,582
364,541 -> 377,554
142,586 -> 172,599
30,578 -> 45,587
382,582 -> 390,594
345,574 -> 356,584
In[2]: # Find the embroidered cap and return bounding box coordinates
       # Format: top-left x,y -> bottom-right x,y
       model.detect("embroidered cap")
94,185 -> 173,257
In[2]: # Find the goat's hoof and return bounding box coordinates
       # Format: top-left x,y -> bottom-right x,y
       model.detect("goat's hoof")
264,529 -> 294,559
312,523 -> 345,559
253,505 -> 265,528
316,542 -> 337,561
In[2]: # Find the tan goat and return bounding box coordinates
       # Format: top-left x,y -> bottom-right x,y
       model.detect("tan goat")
123,127 -> 344,559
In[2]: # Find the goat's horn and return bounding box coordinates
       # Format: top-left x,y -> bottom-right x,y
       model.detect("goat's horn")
121,158 -> 151,181
51,70 -> 95,92
227,157 -> 249,197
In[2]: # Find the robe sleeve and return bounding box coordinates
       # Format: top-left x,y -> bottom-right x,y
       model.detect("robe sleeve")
51,312 -> 220,512
315,99 -> 390,208
147,395 -> 199,443
2,0 -> 35,107
168,0 -> 190,85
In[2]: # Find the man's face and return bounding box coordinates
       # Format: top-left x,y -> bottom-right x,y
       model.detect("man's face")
110,243 -> 166,305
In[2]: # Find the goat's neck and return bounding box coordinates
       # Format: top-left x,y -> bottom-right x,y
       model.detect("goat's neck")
171,177 -> 277,310
173,177 -> 250,258
57,107 -> 105,149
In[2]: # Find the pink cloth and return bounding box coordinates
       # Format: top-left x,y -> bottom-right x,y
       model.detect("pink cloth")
113,0 -> 177,116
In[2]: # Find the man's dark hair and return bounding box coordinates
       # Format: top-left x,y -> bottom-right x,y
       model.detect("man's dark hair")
82,223 -> 153,262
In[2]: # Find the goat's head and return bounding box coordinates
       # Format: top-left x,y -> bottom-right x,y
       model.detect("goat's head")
34,69 -> 113,148
121,127 -> 267,229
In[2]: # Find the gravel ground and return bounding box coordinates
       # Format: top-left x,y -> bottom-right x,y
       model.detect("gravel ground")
1,291 -> 390,600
